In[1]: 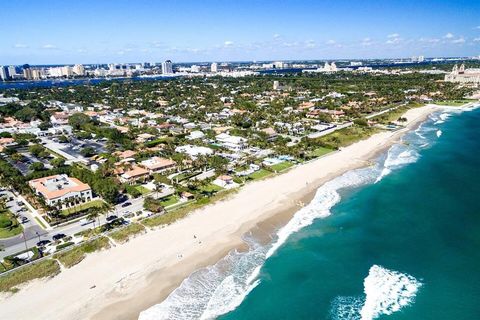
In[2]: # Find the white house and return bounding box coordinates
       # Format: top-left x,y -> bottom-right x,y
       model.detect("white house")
216,133 -> 248,152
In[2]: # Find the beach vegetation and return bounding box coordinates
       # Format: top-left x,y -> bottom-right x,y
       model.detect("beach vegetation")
0,259 -> 61,293
53,236 -> 110,268
109,223 -> 146,243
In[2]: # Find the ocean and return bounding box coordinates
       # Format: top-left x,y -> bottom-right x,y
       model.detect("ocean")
139,105 -> 480,320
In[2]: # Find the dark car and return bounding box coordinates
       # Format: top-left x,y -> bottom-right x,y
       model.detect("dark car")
21,217 -> 29,224
52,233 -> 66,241
121,202 -> 132,208
37,240 -> 51,247
106,215 -> 118,222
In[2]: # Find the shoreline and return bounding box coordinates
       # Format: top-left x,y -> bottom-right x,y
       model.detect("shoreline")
0,104 -> 444,320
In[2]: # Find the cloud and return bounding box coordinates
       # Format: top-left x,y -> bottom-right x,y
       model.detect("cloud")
475,26 -> 480,30
273,34 -> 281,40
444,32 -> 454,39
13,43 -> 28,48
451,37 -> 465,44
387,33 -> 400,38
326,39 -> 336,45
42,44 -> 57,49
474,37 -> 480,42
361,37 -> 373,46
223,41 -> 234,48
386,38 -> 401,44
305,40 -> 317,48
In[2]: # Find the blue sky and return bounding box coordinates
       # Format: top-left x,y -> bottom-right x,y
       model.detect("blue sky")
1,0 -> 479,65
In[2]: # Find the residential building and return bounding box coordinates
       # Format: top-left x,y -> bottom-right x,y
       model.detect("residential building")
162,60 -> 173,74
118,165 -> 150,185
216,133 -> 248,151
140,157 -> 176,173
29,174 -> 92,208
211,62 -> 218,73
0,66 -> 10,81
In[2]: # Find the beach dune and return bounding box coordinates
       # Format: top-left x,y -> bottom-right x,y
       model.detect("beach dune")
0,105 -> 438,320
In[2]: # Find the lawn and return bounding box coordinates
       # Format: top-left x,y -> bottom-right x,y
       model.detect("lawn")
0,210 -> 23,239
134,185 -> 151,195
309,147 -> 334,158
60,199 -> 107,217
434,99 -> 476,106
270,161 -> 294,172
159,195 -> 179,207
316,126 -> 379,149
248,169 -> 272,180
199,183 -> 222,193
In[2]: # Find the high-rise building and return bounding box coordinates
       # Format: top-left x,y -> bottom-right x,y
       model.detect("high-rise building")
7,66 -> 17,77
73,64 -> 85,76
23,67 -> 33,80
190,65 -> 200,73
211,62 -> 218,73
0,66 -> 10,81
162,60 -> 173,74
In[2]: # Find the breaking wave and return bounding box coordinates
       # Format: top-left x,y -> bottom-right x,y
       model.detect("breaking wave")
330,265 -> 422,320
139,107 -> 463,320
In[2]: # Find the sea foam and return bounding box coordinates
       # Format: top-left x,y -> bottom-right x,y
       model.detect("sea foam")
360,265 -> 422,319
139,109 -> 458,320
330,265 -> 422,320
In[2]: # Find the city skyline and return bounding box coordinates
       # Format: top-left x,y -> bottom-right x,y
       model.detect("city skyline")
1,0 -> 480,65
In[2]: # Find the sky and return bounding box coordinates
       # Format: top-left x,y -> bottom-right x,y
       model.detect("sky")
1,0 -> 479,65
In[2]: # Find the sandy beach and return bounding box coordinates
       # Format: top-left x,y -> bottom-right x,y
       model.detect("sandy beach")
0,105 -> 439,320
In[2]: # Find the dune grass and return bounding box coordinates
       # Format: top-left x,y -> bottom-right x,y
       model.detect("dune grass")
0,259 -> 61,293
109,223 -> 146,243
53,236 -> 110,268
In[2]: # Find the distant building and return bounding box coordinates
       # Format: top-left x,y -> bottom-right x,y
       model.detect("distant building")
211,62 -> 218,73
73,64 -> 85,76
445,64 -> 480,84
29,174 -> 92,209
23,67 -> 33,80
7,66 -> 16,77
162,60 -> 173,74
0,66 -> 9,81
190,65 -> 200,73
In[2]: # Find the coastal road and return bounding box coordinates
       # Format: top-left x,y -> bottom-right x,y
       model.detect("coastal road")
0,196 -> 145,259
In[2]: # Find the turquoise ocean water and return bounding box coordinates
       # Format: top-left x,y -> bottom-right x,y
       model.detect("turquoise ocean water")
139,105 -> 480,320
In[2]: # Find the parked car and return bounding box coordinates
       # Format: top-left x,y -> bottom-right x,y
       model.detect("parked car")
121,202 -> 132,208
37,240 -> 51,247
21,217 -> 29,224
52,233 -> 66,241
106,215 -> 118,222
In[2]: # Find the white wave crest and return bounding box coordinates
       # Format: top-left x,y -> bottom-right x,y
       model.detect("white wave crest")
139,167 -> 379,320
375,145 -> 419,183
330,265 -> 422,320
360,265 -> 422,319
436,130 -> 442,138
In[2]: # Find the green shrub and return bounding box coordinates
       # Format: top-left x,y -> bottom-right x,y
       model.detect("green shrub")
0,259 -> 61,293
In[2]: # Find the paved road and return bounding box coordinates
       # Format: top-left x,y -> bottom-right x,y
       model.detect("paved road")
0,196 -> 145,259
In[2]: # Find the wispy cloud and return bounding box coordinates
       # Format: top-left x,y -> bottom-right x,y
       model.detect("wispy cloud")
42,44 -> 57,49
387,33 -> 400,38
223,41 -> 234,48
444,32 -> 454,39
473,37 -> 480,42
13,43 -> 29,48
451,37 -> 465,44
361,37 -> 373,46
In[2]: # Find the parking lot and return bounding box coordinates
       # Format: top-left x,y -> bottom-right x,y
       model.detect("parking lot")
0,189 -> 46,249
7,149 -> 54,176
